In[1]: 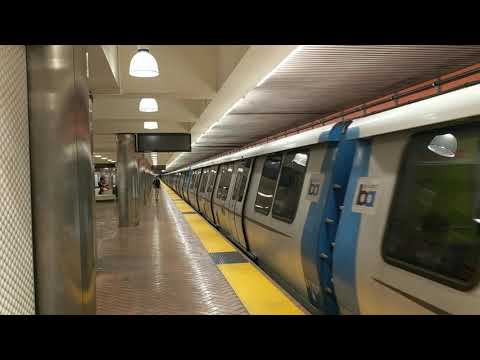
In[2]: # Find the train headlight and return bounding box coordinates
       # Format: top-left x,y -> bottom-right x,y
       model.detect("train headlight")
427,133 -> 457,158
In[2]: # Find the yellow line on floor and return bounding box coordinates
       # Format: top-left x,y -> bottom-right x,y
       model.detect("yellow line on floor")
218,263 -> 305,315
183,213 -> 236,253
163,184 -> 305,315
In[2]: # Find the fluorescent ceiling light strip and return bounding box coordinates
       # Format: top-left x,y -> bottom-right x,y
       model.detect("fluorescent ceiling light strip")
256,45 -> 304,88
203,96 -> 245,138
222,97 -> 244,119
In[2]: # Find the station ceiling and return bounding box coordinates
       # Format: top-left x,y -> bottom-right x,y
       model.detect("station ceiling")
88,45 -> 480,169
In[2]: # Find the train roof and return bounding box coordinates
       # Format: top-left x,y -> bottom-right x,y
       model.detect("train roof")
347,83 -> 480,139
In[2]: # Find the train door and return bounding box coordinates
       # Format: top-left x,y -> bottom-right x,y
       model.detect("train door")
205,166 -> 218,224
198,168 -> 209,217
213,163 -> 234,233
193,169 -> 202,211
228,158 -> 253,250
183,171 -> 191,201
187,170 -> 196,206
177,173 -> 183,194
224,162 -> 241,241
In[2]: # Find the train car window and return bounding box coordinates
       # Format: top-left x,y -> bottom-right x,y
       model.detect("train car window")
189,173 -> 196,190
194,170 -> 202,190
206,168 -> 217,193
199,169 -> 209,193
383,122 -> 480,291
236,159 -> 252,202
216,164 -> 233,201
216,165 -> 227,199
272,151 -> 309,223
254,154 -> 282,215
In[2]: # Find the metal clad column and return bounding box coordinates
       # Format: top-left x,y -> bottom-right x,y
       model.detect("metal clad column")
117,134 -> 139,226
27,45 -> 96,314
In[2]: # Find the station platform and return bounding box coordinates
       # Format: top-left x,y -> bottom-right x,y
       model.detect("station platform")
95,184 -> 307,315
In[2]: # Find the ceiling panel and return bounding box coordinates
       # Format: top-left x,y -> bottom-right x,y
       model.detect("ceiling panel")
169,45 -> 480,170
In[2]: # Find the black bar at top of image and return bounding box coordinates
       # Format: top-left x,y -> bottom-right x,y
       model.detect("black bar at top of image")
5,8 -> 480,44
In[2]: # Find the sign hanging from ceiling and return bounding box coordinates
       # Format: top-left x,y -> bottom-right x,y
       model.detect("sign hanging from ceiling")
136,133 -> 191,152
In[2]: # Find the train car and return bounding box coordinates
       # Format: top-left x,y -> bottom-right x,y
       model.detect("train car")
163,83 -> 480,314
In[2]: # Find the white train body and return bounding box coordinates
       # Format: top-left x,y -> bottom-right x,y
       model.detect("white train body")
164,84 -> 480,314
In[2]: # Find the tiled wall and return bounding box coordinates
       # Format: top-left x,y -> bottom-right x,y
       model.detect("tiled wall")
0,45 -> 35,314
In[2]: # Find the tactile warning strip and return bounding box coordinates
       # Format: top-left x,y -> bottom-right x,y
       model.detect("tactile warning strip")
163,183 -> 307,315
210,252 -> 249,265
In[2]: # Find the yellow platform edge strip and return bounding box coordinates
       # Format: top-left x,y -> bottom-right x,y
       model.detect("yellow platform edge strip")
162,184 -> 305,315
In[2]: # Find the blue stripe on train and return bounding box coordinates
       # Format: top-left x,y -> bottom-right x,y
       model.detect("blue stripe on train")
300,122 -> 356,314
332,138 -> 372,315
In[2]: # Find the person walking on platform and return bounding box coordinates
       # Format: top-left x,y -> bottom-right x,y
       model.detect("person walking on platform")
153,176 -> 161,201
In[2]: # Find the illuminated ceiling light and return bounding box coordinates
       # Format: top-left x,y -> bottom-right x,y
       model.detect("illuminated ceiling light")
139,98 -> 158,112
200,96 -> 245,141
144,121 -> 159,130
427,133 -> 457,158
222,97 -> 244,119
94,155 -> 102,158
129,47 -> 159,78
256,46 -> 304,88
101,157 -> 107,160
474,218 -> 480,224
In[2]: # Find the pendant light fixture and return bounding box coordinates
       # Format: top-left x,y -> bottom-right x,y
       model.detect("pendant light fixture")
139,98 -> 158,112
129,46 -> 159,78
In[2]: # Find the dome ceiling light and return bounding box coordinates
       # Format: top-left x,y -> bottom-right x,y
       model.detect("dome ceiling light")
139,98 -> 158,112
129,46 -> 159,78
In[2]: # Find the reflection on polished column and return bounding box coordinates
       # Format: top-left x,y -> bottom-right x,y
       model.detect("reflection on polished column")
138,155 -> 154,209
27,45 -> 96,314
116,134 -> 139,227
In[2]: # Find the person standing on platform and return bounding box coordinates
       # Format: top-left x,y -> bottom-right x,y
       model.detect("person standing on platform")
153,176 -> 161,201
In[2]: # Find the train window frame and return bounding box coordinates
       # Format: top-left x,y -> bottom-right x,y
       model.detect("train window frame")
381,121 -> 480,292
216,163 -> 234,201
231,170 -> 242,201
194,170 -> 202,191
198,169 -> 209,194
206,167 -> 217,194
216,165 -> 227,200
254,153 -> 283,216
189,172 -> 196,190
237,159 -> 252,203
272,149 -> 310,224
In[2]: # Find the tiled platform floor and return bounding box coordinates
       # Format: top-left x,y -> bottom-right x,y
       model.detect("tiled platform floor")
95,187 -> 248,315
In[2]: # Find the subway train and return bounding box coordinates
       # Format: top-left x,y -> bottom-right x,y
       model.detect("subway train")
163,84 -> 480,315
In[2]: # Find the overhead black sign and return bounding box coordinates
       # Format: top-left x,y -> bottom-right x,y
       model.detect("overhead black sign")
152,165 -> 166,171
136,133 -> 191,152
95,163 -> 116,169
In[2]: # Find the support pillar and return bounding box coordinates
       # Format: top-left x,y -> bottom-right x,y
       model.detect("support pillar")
27,45 -> 96,314
116,134 -> 139,227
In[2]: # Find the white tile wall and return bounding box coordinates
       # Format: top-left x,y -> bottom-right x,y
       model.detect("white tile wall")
0,45 -> 35,314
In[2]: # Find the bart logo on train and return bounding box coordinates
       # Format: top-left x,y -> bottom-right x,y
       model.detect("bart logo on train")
356,183 -> 376,207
